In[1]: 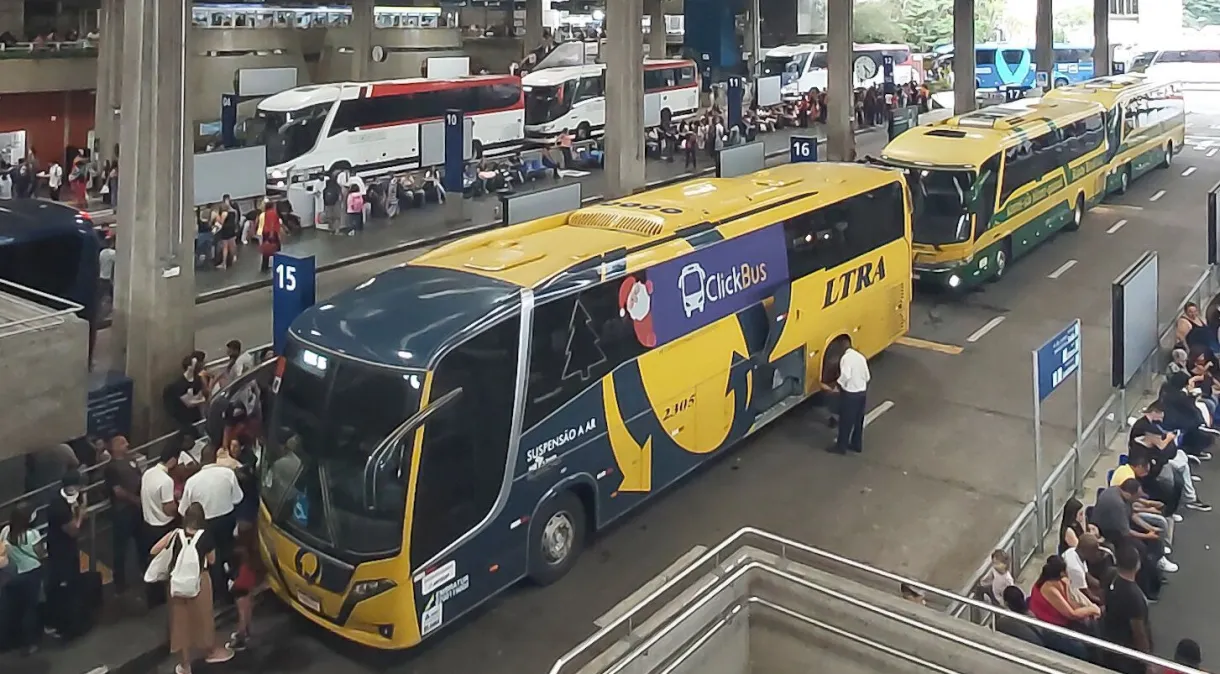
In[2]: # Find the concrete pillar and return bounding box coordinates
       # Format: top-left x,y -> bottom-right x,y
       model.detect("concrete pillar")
952,0 -> 976,115
351,0 -> 374,81
825,0 -> 853,161
744,0 -> 762,75
93,0 -> 122,163
113,0 -> 195,439
648,0 -> 666,60
525,0 -> 544,54
604,0 -> 645,198
1093,0 -> 1111,78
1034,0 -> 1053,90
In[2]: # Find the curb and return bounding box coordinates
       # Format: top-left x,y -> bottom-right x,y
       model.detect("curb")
194,126 -> 882,305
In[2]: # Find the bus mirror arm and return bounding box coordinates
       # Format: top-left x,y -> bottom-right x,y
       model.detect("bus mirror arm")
362,386 -> 465,509
964,169 -> 993,213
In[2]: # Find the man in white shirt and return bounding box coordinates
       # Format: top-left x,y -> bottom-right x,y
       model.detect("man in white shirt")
47,161 -> 63,200
180,450 -> 244,595
140,445 -> 180,607
831,336 -> 870,454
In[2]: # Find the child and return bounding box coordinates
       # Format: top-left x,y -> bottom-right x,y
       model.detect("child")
979,549 -> 1015,604
227,526 -> 265,651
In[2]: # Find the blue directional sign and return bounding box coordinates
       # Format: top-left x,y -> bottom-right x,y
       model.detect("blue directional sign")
272,253 -> 317,355
726,76 -> 744,129
443,108 -> 465,194
1035,320 -> 1081,402
220,94 -> 238,148
790,136 -> 818,163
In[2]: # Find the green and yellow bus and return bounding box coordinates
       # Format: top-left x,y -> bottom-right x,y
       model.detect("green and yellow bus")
1044,73 -> 1186,195
879,97 -> 1112,290
257,162 -> 912,649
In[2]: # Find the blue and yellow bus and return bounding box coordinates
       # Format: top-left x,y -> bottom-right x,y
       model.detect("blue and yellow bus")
257,161 -> 913,649
938,43 -> 1095,90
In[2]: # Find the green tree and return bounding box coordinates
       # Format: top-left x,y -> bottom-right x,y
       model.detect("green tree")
893,0 -> 1007,51
1185,0 -> 1220,27
854,0 -> 907,43
1053,4 -> 1091,42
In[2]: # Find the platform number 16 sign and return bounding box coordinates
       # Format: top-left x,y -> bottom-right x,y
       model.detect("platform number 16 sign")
790,136 -> 818,163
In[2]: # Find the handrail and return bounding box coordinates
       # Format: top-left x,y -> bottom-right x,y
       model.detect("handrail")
0,342 -> 273,515
549,527 -> 1206,674
0,277 -> 85,335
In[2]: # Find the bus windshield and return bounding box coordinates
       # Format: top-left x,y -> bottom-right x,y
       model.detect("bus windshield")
761,53 -> 808,84
252,102 -> 331,167
263,341 -> 423,559
896,166 -> 976,245
524,83 -> 573,124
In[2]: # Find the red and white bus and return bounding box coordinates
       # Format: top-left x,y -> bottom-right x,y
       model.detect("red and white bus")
522,58 -> 700,143
253,75 -> 524,187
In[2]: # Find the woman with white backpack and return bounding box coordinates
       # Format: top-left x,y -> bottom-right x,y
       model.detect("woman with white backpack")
148,503 -> 233,674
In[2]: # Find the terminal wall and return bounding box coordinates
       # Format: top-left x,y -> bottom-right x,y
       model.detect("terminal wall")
0,313 -> 89,459
0,54 -> 97,94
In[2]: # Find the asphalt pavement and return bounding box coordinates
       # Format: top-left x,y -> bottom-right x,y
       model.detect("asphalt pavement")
41,105 -> 1220,674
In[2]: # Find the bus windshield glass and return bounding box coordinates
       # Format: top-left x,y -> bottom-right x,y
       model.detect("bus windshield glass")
252,102 -> 331,166
761,53 -> 809,83
263,341 -> 423,559
524,83 -> 574,124
894,166 -> 976,245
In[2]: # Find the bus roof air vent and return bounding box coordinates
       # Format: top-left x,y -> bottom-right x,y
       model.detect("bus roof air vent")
461,241 -> 547,271
751,177 -> 804,188
568,210 -> 665,238
924,128 -> 968,138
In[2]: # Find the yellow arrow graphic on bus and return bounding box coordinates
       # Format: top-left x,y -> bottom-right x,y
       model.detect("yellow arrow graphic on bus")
602,376 -> 652,493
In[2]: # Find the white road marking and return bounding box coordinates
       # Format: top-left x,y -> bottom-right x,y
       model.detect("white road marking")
1107,219 -> 1128,234
1209,149 -> 1218,157
863,400 -> 895,427
594,545 -> 709,628
967,316 -> 1006,343
1048,259 -> 1078,279
1149,190 -> 1166,202
1183,167 -> 1198,177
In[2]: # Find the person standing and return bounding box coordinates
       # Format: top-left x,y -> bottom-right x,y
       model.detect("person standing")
257,200 -> 282,272
47,160 -> 63,200
44,470 -> 87,638
141,445 -> 181,608
1101,544 -> 1153,674
829,336 -> 870,454
98,234 -> 115,307
178,451 -> 243,603
1,502 -> 46,654
104,435 -> 144,599
162,355 -> 207,440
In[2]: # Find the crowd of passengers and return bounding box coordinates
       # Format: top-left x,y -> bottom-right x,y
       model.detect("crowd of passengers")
971,299 -> 1220,674
0,344 -> 272,673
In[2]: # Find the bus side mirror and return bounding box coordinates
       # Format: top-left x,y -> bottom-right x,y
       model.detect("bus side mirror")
964,169 -> 993,213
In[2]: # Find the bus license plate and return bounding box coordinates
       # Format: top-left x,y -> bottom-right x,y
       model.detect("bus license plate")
297,590 -> 322,612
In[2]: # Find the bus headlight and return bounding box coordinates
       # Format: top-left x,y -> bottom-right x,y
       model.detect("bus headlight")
349,579 -> 397,602
948,274 -> 962,288
270,169 -> 287,180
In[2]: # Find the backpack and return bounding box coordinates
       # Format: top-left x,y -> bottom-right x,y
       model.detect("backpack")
169,530 -> 204,599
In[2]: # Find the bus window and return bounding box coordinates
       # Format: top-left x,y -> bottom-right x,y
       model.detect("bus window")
253,103 -> 330,166
782,184 -> 904,275
525,284 -> 647,430
975,49 -> 994,66
524,82 -> 575,124
972,155 -> 1001,238
574,76 -> 603,103
897,167 -> 977,245
644,68 -> 677,91
409,316 -> 520,569
999,130 -> 1054,204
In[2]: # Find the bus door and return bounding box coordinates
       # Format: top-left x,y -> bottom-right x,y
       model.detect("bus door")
1105,105 -> 1123,163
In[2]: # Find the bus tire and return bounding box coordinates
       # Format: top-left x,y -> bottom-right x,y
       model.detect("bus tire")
991,239 -> 1011,282
1117,165 -> 1131,195
527,490 -> 586,586
576,122 -> 592,142
329,161 -> 351,178
1054,77 -> 1068,89
820,335 -> 852,386
1161,141 -> 1174,169
472,140 -> 484,159
1065,194 -> 1084,231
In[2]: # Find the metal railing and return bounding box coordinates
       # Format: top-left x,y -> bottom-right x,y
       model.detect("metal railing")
954,264 -> 1220,622
0,277 -> 84,337
0,343 -> 273,539
550,528 -> 1205,674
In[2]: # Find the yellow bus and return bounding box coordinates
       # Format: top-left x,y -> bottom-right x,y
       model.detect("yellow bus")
1044,74 -> 1186,195
878,97 -> 1111,290
257,162 -> 913,649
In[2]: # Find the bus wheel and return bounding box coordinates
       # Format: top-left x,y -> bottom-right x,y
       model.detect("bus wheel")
528,491 -> 586,586
991,240 -> 1011,282
576,123 -> 592,141
472,140 -> 484,159
1065,194 -> 1084,231
1054,77 -> 1068,89
1117,166 -> 1131,195
1161,141 -> 1174,169
660,108 -> 672,127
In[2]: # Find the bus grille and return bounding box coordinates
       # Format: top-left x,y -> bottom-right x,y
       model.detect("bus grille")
568,211 -> 665,238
